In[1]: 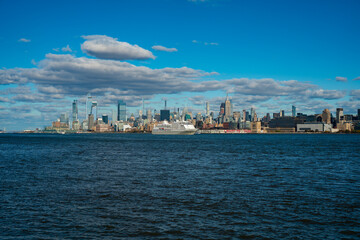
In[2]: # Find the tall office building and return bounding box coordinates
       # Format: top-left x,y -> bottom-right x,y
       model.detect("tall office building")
85,93 -> 92,116
160,109 -> 170,121
292,105 -> 296,117
117,100 -> 126,121
147,109 -> 152,121
60,113 -> 69,124
220,103 -> 225,116
336,108 -> 344,123
224,95 -> 231,117
280,110 -> 285,117
242,110 -> 246,122
250,108 -> 255,122
91,101 -> 97,119
72,100 -> 78,122
322,109 -> 331,124
206,101 -> 210,117
102,114 -> 109,124
358,109 -> 360,118
88,114 -> 94,130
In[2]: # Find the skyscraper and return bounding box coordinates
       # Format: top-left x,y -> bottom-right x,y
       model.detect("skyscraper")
292,105 -> 296,117
102,114 -> 109,124
72,100 -> 78,122
220,103 -> 225,116
224,95 -> 231,117
242,110 -> 246,122
336,108 -> 344,123
91,101 -> 97,119
206,101 -> 210,117
117,100 -> 126,121
322,109 -> 331,124
250,108 -> 255,122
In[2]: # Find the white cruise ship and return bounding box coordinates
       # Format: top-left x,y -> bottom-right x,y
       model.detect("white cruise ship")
152,121 -> 198,135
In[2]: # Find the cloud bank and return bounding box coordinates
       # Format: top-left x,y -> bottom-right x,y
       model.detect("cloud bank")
81,35 -> 155,60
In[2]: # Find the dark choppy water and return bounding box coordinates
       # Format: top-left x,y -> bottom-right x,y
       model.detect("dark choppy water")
1,133 -> 360,239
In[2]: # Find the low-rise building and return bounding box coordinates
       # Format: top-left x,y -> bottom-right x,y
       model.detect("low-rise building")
297,123 -> 332,132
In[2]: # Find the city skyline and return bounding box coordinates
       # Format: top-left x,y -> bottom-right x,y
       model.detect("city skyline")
1,0 -> 360,130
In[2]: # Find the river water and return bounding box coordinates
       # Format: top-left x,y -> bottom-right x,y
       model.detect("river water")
1,133 -> 359,239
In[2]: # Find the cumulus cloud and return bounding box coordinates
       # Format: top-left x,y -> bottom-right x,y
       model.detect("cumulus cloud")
0,53 -> 215,97
18,38 -> 31,43
0,96 -> 11,102
308,89 -> 346,100
350,89 -> 360,100
152,45 -> 178,52
335,76 -> 347,82
81,35 -> 155,60
353,76 -> 360,81
225,78 -> 316,96
61,45 -> 72,52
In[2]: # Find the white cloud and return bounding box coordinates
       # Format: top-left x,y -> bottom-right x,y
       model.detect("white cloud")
81,35 -> 155,60
335,76 -> 347,82
350,89 -> 360,100
205,42 -> 219,46
353,76 -> 360,81
308,89 -> 346,100
61,45 -> 72,52
152,45 -> 178,52
18,38 -> 31,43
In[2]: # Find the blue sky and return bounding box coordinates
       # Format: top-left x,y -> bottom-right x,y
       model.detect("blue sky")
0,0 -> 359,130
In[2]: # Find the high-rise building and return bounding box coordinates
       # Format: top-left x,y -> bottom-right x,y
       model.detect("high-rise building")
292,105 -> 296,117
224,95 -> 231,117
91,101 -> 97,119
242,110 -> 246,122
322,109 -> 331,124
85,93 -> 92,116
206,101 -> 210,117
280,110 -> 285,117
220,103 -> 225,116
358,109 -> 360,118
147,109 -> 152,121
250,108 -> 255,122
160,109 -> 170,121
72,100 -> 78,123
117,100 -> 126,121
88,114 -> 94,130
60,113 -> 69,124
102,114 -> 109,124
336,108 -> 344,123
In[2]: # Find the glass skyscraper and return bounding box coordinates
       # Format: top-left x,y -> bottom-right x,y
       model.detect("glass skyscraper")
72,100 -> 78,122
117,100 -> 126,121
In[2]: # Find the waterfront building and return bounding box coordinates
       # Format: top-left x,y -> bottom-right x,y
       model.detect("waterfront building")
88,114 -> 94,130
292,105 -> 296,117
242,110 -> 246,122
117,100 -> 126,121
297,123 -> 332,132
336,108 -> 344,123
358,109 -> 360,118
250,108 -> 256,122
273,113 -> 280,119
268,116 -> 304,132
